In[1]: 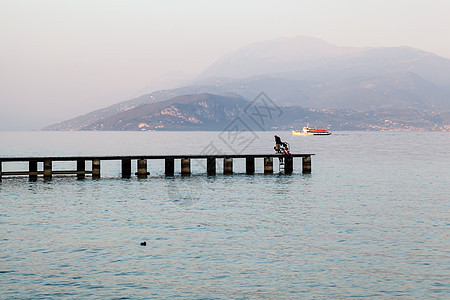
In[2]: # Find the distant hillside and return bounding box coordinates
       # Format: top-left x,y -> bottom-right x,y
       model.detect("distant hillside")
43,36 -> 450,131
198,36 -> 450,89
81,93 -> 248,131
43,86 -> 228,131
191,72 -> 450,111
45,92 -> 448,131
197,35 -> 365,79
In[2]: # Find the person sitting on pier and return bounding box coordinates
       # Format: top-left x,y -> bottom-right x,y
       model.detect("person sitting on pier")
274,135 -> 292,166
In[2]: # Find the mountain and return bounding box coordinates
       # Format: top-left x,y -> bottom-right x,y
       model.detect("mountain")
80,93 -> 249,131
195,36 -> 450,111
198,36 -> 450,88
43,36 -> 450,131
43,86 -> 228,131
50,92 -> 447,131
191,72 -> 450,111
197,35 -> 365,79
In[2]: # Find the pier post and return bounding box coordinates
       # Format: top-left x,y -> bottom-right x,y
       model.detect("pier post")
136,159 -> 149,178
92,159 -> 100,179
122,158 -> 132,178
264,157 -> 273,174
165,158 -> 174,176
223,158 -> 233,175
77,159 -> 85,179
181,158 -> 190,176
29,160 -> 38,180
0,161 -> 2,180
246,157 -> 255,175
207,157 -> 216,175
302,155 -> 311,174
43,159 -> 52,179
285,157 -> 293,174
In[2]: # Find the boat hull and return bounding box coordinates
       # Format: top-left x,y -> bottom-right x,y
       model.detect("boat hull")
292,127 -> 331,136
292,132 -> 331,136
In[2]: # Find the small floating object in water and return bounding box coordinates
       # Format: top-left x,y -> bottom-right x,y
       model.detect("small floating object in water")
140,241 -> 146,246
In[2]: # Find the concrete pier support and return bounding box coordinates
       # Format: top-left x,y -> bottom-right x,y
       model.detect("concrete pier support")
207,157 -> 216,175
285,157 -> 293,174
181,158 -> 191,175
92,159 -> 100,179
302,155 -> 311,174
77,159 -> 85,179
246,157 -> 255,175
165,158 -> 174,176
122,158 -> 131,178
43,160 -> 52,179
264,157 -> 273,174
136,159 -> 149,178
29,160 -> 38,180
224,158 -> 233,174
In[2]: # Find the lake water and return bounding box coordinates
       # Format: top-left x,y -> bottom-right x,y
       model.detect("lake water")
1,131 -> 449,299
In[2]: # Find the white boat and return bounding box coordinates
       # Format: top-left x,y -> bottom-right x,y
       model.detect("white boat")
292,126 -> 331,136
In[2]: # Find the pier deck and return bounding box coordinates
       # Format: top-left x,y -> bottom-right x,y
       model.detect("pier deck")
0,154 -> 314,179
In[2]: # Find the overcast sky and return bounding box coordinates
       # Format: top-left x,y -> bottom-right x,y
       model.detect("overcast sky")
1,0 -> 449,130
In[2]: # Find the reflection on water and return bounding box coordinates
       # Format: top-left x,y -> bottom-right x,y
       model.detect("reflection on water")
166,176 -> 203,208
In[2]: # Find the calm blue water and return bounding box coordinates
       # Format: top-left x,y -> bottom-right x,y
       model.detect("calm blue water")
1,131 -> 449,299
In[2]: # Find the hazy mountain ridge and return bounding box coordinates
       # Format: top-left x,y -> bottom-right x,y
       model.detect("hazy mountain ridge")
197,35 -> 366,79
43,36 -> 450,131
61,93 -> 448,131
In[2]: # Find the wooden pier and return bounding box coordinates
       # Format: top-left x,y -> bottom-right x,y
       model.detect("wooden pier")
0,154 -> 313,180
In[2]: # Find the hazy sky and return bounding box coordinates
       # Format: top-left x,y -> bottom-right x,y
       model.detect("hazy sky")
1,0 -> 449,130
